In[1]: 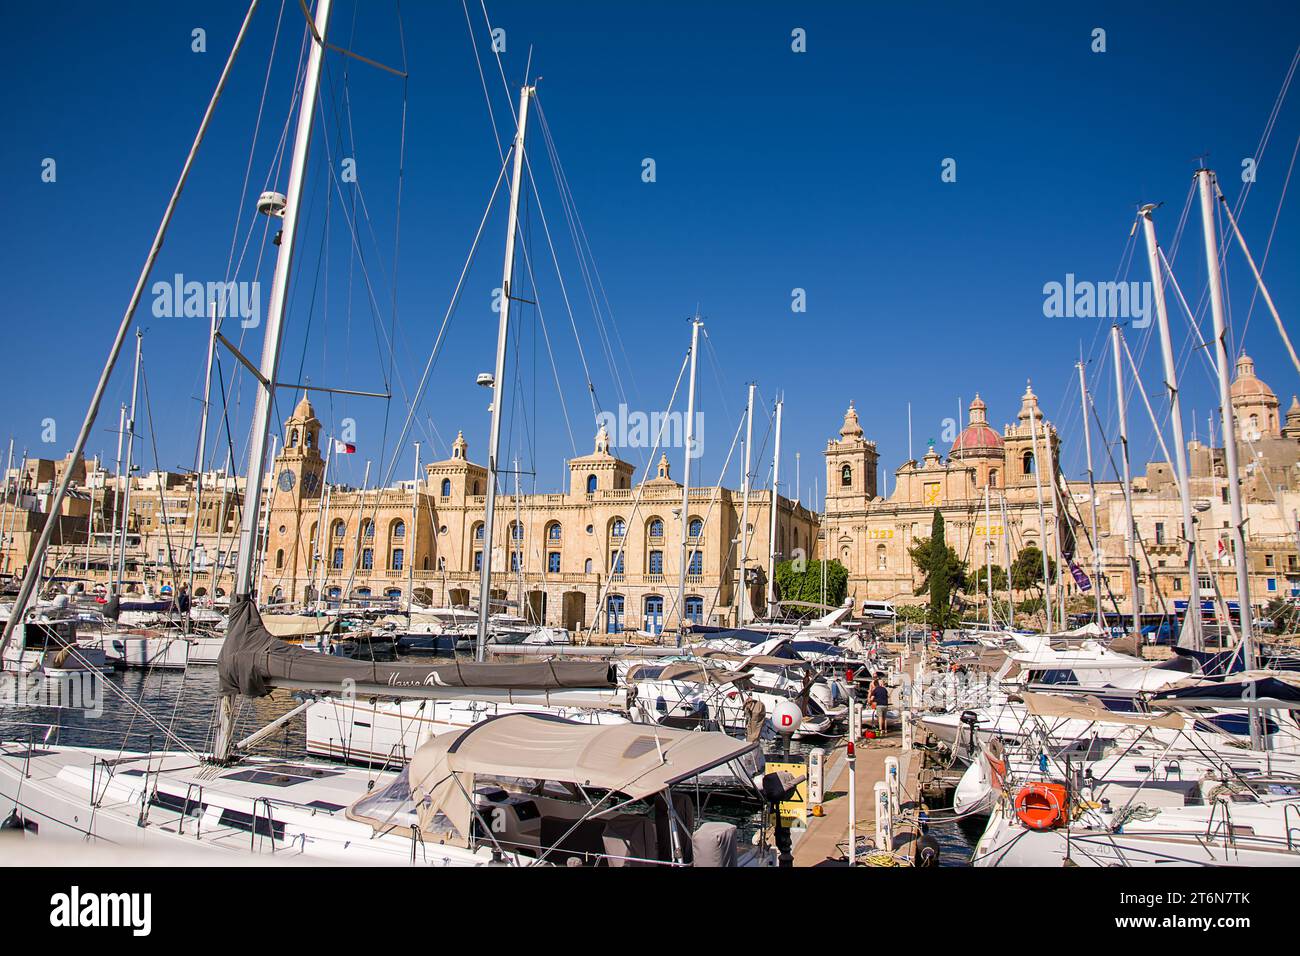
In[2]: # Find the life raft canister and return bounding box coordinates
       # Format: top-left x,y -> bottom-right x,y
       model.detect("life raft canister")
1014,782 -> 1068,830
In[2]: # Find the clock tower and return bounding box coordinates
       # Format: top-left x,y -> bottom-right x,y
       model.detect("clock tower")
264,395 -> 325,601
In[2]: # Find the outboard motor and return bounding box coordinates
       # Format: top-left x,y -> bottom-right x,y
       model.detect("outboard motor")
959,710 -> 981,761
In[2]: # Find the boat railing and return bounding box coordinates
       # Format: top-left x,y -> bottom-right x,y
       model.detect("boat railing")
181,782 -> 204,837
250,796 -> 277,854
1286,802 -> 1300,851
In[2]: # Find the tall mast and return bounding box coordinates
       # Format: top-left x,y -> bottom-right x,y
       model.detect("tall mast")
1077,359 -> 1103,627
215,0 -> 334,763
1197,169 -> 1259,744
408,442 -> 420,611
185,304 -> 219,632
253,434 -> 278,604
999,491 -> 1011,626
736,382 -> 755,625
984,483 -> 993,628
767,397 -> 784,618
110,405 -> 125,579
676,316 -> 702,643
1110,325 -> 1142,638
116,330 -> 143,592
1027,391 -> 1053,631
1141,203 -> 1203,650
476,84 -> 534,662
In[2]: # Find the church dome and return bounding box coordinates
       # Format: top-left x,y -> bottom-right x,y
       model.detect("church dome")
1230,354 -> 1276,401
950,393 -> 1004,457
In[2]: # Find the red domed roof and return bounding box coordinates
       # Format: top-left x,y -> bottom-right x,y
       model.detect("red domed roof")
950,423 -> 1003,456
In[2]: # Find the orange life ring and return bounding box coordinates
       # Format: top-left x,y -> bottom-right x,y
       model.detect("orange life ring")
1014,783 -> 1067,831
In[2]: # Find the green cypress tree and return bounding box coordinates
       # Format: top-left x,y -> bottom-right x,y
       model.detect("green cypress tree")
928,509 -> 949,631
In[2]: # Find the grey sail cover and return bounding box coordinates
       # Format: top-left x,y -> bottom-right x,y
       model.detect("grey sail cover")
218,597 -> 615,697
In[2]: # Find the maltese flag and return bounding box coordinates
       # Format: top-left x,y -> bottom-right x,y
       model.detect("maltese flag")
334,440 -> 356,454
1216,539 -> 1228,563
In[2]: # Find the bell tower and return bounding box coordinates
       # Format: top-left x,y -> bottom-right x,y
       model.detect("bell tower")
264,395 -> 325,597
824,402 -> 878,517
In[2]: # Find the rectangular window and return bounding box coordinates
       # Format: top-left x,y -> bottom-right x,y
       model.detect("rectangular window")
1198,573 -> 1212,591
610,552 -> 624,575
510,551 -> 520,572
648,550 -> 663,575
548,552 -> 561,574
688,551 -> 702,575
1267,578 -> 1277,592
473,551 -> 482,572
361,548 -> 373,570
1265,554 -> 1275,567
332,547 -> 344,570
1154,522 -> 1165,545
392,548 -> 404,571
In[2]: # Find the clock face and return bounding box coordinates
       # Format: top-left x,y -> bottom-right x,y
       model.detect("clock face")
278,470 -> 296,492
302,472 -> 321,495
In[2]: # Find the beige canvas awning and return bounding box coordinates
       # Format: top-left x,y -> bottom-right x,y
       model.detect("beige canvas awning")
411,714 -> 757,805
1019,691 -> 1184,730
260,613 -> 337,638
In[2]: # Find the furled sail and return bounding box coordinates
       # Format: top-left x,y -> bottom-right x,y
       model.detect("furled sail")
218,597 -> 614,698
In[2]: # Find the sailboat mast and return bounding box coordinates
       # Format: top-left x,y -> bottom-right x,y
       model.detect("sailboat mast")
1000,490 -> 1011,626
737,382 -> 755,626
1077,359 -> 1103,627
1141,203 -> 1203,650
676,316 -> 702,643
476,84 -> 533,663
185,305 -> 219,631
1027,395 -> 1053,631
767,397 -> 783,618
253,434 -> 278,603
232,0 -> 333,600
984,483 -> 993,628
1196,169 -> 1258,727
116,330 -> 143,592
214,0 -> 334,764
408,442 -> 420,611
1110,325 -> 1142,638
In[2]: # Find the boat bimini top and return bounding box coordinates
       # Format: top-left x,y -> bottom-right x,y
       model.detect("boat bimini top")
348,714 -> 760,856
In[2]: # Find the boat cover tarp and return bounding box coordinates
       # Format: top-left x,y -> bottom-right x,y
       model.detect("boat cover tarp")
408,714 -> 759,844
1019,691 -> 1184,730
1150,671 -> 1300,708
219,598 -> 615,697
1171,644 -> 1247,677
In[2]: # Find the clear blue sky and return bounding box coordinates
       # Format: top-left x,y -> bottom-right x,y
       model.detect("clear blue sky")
2,1 -> 1297,506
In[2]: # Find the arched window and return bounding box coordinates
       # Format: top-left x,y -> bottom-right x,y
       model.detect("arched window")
473,522 -> 484,541
289,428 -> 299,448
648,518 -> 664,538
440,478 -> 451,497
989,468 -> 999,488
547,522 -> 562,540
584,557 -> 593,574
473,480 -> 481,495
391,519 -> 406,540
877,544 -> 888,570
688,517 -> 703,538
586,474 -> 597,494
511,522 -> 524,541
305,429 -> 314,448
362,519 -> 375,539
275,549 -> 284,569
333,520 -> 345,538
841,464 -> 852,487
610,517 -> 626,538
1022,450 -> 1034,474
